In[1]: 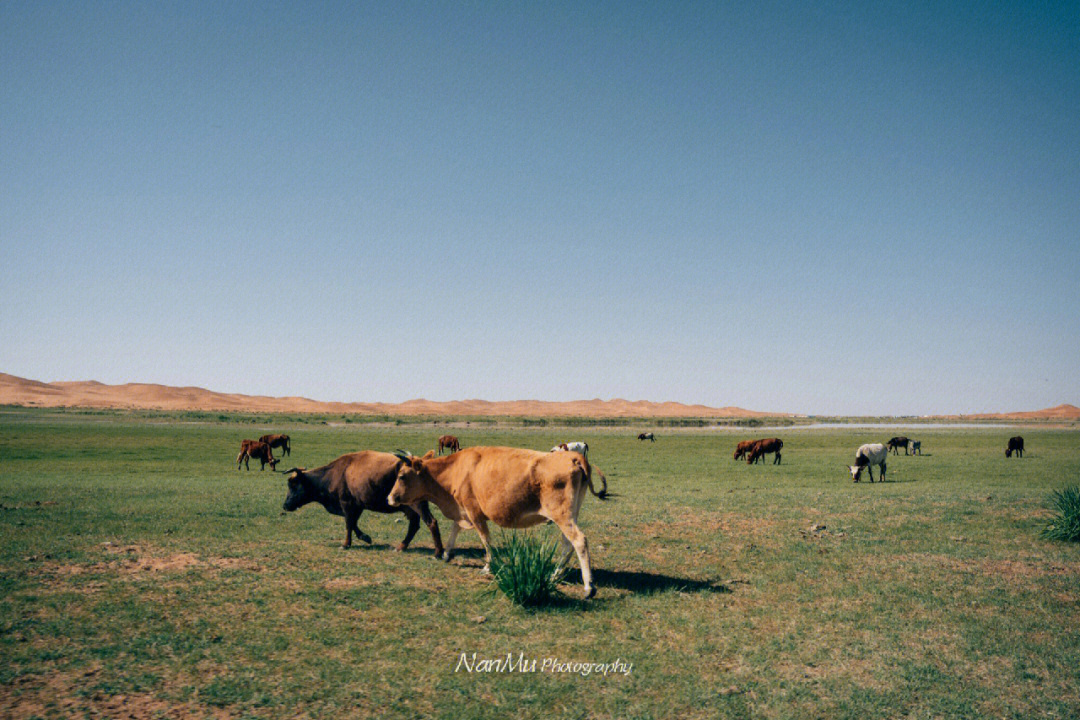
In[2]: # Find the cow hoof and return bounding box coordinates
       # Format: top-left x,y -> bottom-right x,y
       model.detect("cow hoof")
481,564 -> 491,574
393,543 -> 406,553
359,534 -> 373,545
340,544 -> 350,550
443,553 -> 454,564
584,586 -> 596,599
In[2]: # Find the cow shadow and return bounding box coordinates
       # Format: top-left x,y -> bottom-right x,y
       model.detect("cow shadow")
561,567 -> 732,596
343,543 -> 485,559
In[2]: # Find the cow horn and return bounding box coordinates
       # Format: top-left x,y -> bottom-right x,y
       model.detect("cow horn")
280,467 -> 302,477
392,449 -> 413,462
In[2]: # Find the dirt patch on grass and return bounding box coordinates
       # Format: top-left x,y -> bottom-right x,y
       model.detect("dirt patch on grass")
33,545 -> 264,579
0,665 -> 237,719
897,554 -> 1080,580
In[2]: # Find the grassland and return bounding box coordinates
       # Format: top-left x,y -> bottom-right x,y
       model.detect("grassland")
1,408 -> 1078,719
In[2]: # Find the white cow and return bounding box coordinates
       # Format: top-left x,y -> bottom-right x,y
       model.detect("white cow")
848,443 -> 888,482
550,441 -> 589,458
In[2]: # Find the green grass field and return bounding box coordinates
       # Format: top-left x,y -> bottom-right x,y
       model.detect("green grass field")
2,408 -> 1078,719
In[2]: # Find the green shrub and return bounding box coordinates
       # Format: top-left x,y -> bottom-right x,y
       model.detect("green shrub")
1043,484 -> 1080,542
487,531 -> 565,608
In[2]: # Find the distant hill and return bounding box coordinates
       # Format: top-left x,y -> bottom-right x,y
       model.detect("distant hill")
963,404 -> 1080,420
0,372 -> 776,418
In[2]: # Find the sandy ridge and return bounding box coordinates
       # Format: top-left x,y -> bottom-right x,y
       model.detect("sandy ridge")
3,373 -> 1076,419
0,373 -> 775,418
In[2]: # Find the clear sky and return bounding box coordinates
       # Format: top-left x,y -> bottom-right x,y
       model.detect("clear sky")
3,1 -> 1078,415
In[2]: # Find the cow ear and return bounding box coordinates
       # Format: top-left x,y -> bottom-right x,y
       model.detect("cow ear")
422,450 -> 435,460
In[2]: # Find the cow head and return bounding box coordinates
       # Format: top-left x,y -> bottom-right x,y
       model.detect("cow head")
281,468 -> 311,511
1005,448 -> 1012,458
387,451 -> 435,507
847,465 -> 864,482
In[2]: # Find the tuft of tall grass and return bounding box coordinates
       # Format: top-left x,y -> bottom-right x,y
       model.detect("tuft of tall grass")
1042,484 -> 1080,542
487,530 -> 566,608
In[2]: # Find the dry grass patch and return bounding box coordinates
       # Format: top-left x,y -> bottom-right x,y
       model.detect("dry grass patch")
0,664 -> 238,720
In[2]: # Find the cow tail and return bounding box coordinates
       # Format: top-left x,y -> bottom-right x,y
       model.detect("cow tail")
576,458 -> 608,499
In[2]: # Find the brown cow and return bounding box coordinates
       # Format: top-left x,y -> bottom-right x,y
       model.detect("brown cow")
437,435 -> 461,455
733,440 -> 757,461
387,446 -> 608,598
886,436 -> 910,456
259,434 -> 291,457
747,438 -> 783,465
237,440 -> 278,471
281,452 -> 444,556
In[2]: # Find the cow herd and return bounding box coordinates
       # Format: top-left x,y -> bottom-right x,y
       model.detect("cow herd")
232,430 -> 1030,598
268,434 -> 608,597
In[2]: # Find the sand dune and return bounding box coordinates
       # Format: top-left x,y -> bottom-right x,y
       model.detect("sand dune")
965,404 -> 1080,420
3,373 -> 1075,419
0,373 -> 775,418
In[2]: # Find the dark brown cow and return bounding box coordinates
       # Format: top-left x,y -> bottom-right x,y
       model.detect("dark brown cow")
281,451 -> 444,555
387,446 -> 608,598
887,436 -> 911,455
747,438 -> 783,465
1006,436 -> 1025,458
237,440 -> 278,471
437,435 -> 461,455
733,440 -> 757,461
259,434 -> 291,457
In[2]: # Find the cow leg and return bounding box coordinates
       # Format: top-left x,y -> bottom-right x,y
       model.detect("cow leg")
555,520 -> 595,598
236,452 -> 243,470
395,506 -> 422,552
881,462 -> 887,482
418,502 -> 444,559
867,466 -> 875,483
774,452 -> 781,465
472,518 -> 493,573
343,507 -> 371,548
443,523 -> 460,563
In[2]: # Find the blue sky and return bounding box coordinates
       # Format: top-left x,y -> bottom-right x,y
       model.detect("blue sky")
3,1 -> 1078,415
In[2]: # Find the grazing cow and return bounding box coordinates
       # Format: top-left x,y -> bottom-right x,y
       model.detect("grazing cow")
1006,436 -> 1024,458
908,440 -> 921,455
848,443 -> 888,482
551,441 -> 588,458
886,436 -> 911,455
387,446 -> 608,598
259,434 -> 291,457
437,435 -> 461,455
733,440 -> 757,461
281,452 -> 444,556
237,440 -> 278,471
747,438 -> 783,465
638,432 -> 655,442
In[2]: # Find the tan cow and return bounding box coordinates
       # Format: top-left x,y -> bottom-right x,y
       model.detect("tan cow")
387,446 -> 608,598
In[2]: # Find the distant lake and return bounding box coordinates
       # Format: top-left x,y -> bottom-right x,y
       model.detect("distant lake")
721,422 -> 1029,432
